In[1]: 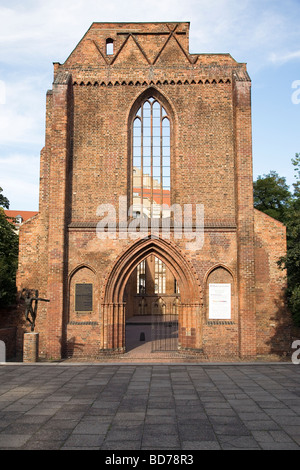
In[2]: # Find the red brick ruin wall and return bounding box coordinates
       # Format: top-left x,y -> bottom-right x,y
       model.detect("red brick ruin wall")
14,22 -> 291,360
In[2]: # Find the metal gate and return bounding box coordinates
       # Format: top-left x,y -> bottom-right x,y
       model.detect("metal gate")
151,312 -> 179,352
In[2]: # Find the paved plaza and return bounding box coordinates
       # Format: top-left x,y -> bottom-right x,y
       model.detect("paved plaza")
0,362 -> 300,450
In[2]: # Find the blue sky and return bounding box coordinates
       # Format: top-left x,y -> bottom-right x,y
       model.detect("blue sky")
0,0 -> 299,210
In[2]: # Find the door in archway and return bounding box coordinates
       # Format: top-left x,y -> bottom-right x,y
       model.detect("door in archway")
124,255 -> 180,352
151,305 -> 179,352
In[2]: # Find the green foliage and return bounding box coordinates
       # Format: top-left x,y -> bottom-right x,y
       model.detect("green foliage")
292,153 -> 300,201
0,189 -> 19,307
279,154 -> 300,326
254,156 -> 300,326
0,187 -> 10,210
253,171 -> 292,224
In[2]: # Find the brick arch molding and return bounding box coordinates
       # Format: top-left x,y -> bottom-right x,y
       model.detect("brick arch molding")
68,263 -> 97,280
203,263 -> 236,285
102,236 -> 202,305
100,236 -> 203,352
126,85 -> 177,126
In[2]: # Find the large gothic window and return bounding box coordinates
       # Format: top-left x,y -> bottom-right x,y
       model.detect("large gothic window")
132,97 -> 171,218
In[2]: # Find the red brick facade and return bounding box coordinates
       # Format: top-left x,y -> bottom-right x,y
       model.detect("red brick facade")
16,22 -> 292,360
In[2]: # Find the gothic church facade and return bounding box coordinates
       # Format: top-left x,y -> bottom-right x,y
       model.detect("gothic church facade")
17,22 -> 291,360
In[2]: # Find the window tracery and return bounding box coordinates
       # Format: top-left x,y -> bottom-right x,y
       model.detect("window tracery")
132,97 -> 171,219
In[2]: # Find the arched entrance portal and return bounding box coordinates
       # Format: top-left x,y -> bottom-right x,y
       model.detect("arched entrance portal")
101,237 -> 203,355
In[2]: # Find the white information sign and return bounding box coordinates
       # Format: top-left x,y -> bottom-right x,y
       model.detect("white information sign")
209,283 -> 231,319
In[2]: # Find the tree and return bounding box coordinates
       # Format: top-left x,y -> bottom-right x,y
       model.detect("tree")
291,153 -> 300,202
0,187 -> 9,210
253,171 -> 292,224
0,188 -> 19,307
278,155 -> 300,326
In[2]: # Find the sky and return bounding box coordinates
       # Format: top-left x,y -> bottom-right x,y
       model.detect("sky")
0,0 -> 299,210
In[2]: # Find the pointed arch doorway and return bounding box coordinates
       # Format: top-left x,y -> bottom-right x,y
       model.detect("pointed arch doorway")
101,237 -> 203,357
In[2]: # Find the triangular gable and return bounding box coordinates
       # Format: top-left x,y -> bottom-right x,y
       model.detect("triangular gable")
64,39 -> 107,67
134,34 -> 169,64
153,34 -> 191,65
112,34 -> 150,66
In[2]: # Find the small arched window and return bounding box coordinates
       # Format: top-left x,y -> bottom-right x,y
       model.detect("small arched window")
106,38 -> 114,55
132,97 -> 171,219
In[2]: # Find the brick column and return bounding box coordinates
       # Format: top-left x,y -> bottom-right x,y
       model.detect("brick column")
23,333 -> 39,363
179,303 -> 203,351
46,72 -> 73,359
233,70 -> 257,358
101,303 -> 126,353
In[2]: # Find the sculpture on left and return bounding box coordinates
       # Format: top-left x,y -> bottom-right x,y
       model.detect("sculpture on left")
21,289 -> 50,332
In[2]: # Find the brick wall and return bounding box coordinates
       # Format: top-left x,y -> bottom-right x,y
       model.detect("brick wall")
254,209 -> 292,355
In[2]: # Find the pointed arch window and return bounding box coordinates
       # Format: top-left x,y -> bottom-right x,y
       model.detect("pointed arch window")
132,97 -> 171,219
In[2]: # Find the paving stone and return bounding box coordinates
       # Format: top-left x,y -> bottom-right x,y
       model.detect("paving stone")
16,414 -> 52,424
113,411 -> 146,421
219,435 -> 261,450
101,440 -> 142,450
178,423 -> 217,442
269,430 -> 296,443
24,407 -> 61,417
209,416 -> 244,426
146,408 -> 177,417
105,427 -> 144,442
259,442 -> 300,450
141,433 -> 180,448
281,425 -> 300,436
182,440 -> 221,450
41,419 -> 79,430
242,420 -> 280,431
62,433 -> 105,448
145,415 -> 177,425
0,434 -> 31,448
71,421 -> 110,435
22,440 -> 67,450
177,415 -> 209,424
251,430 -> 295,444
213,424 -> 251,436
204,408 -> 237,417
3,423 -> 42,435
32,429 -> 72,441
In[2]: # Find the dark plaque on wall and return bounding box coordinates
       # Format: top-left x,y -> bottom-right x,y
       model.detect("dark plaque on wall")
75,284 -> 93,312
